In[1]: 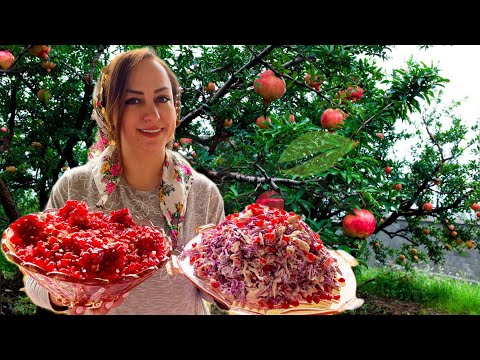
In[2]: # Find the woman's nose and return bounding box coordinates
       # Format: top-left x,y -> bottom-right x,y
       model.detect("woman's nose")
143,102 -> 160,121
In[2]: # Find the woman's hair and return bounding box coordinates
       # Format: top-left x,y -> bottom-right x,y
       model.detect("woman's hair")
91,47 -> 180,167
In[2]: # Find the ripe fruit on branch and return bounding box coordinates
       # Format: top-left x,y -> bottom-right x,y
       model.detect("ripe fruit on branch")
335,86 -> 364,103
343,209 -> 376,239
37,89 -> 51,104
256,190 -> 284,210
471,203 -> 480,211
410,248 -> 417,255
384,166 -> 392,175
423,202 -> 433,212
0,50 -> 15,70
376,132 -> 385,139
253,69 -> 286,105
6,166 -> 16,173
205,82 -> 216,93
450,231 -> 457,237
29,45 -> 50,59
347,86 -> 363,101
320,108 -> 347,131
41,61 -> 55,72
423,228 -> 430,235
31,141 -> 42,149
179,138 -> 192,145
413,255 -> 419,262
289,113 -> 295,123
399,254 -> 406,261
392,183 -> 402,191
256,116 -> 271,129
1,126 -> 7,133
305,73 -> 323,91
223,118 -> 233,128
374,242 -> 381,249
466,240 -> 475,249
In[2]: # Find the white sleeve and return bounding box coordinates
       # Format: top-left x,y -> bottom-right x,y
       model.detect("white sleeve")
24,275 -> 67,314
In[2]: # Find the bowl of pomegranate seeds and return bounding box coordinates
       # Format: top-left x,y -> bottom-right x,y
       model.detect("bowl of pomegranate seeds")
179,203 -> 363,315
1,200 -> 172,309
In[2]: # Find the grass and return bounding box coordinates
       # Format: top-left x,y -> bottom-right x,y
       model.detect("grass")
351,266 -> 480,315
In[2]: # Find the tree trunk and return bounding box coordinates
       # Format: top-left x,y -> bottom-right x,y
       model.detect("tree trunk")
0,178 -> 20,223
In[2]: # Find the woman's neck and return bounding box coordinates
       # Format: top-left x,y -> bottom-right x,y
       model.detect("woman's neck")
121,149 -> 165,191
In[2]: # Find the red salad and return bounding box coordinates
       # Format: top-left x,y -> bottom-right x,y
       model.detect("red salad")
183,203 -> 344,310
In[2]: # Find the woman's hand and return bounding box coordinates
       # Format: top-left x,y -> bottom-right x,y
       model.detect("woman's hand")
49,292 -> 129,315
69,292 -> 130,315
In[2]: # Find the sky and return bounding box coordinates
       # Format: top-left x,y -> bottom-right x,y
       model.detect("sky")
379,45 -> 480,162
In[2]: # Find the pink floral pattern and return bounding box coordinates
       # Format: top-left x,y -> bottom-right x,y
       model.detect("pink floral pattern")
91,145 -> 194,250
88,129 -> 109,160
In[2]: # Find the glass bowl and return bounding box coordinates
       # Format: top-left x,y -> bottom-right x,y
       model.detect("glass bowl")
1,208 -> 172,309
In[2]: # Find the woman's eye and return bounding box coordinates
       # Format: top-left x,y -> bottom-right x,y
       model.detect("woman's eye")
125,98 -> 140,104
156,96 -> 171,103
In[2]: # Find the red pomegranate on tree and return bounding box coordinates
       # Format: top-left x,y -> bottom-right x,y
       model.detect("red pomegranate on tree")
256,190 -> 284,209
29,45 -> 50,59
305,73 -> 323,91
253,69 -> 286,105
256,115 -> 271,129
336,86 -> 364,103
320,108 -> 347,131
0,50 -> 15,70
343,209 -> 376,239
346,86 -> 363,101
471,202 -> 480,211
423,202 -> 433,212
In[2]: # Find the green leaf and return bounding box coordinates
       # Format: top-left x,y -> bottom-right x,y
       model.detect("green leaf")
278,131 -> 358,177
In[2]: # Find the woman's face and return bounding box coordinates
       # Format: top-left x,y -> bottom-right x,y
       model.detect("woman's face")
120,58 -> 176,157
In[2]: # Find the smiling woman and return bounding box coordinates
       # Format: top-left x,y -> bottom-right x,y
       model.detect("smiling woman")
22,47 -> 226,315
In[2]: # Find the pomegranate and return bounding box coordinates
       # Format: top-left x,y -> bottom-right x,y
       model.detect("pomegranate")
223,118 -> 233,128
320,108 -> 347,131
0,50 -> 15,70
253,69 -> 286,105
205,82 -> 216,93
343,209 -> 376,239
256,190 -> 284,209
336,86 -> 363,103
29,45 -> 50,59
256,116 -> 271,129
470,202 -> 480,211
41,61 -> 55,72
37,89 -> 51,103
423,202 -> 433,212
305,73 -> 323,91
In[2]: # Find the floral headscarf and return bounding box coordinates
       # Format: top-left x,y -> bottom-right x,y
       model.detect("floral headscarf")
90,143 -> 193,251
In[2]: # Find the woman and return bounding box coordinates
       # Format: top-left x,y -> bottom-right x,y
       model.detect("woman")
24,47 -> 225,315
